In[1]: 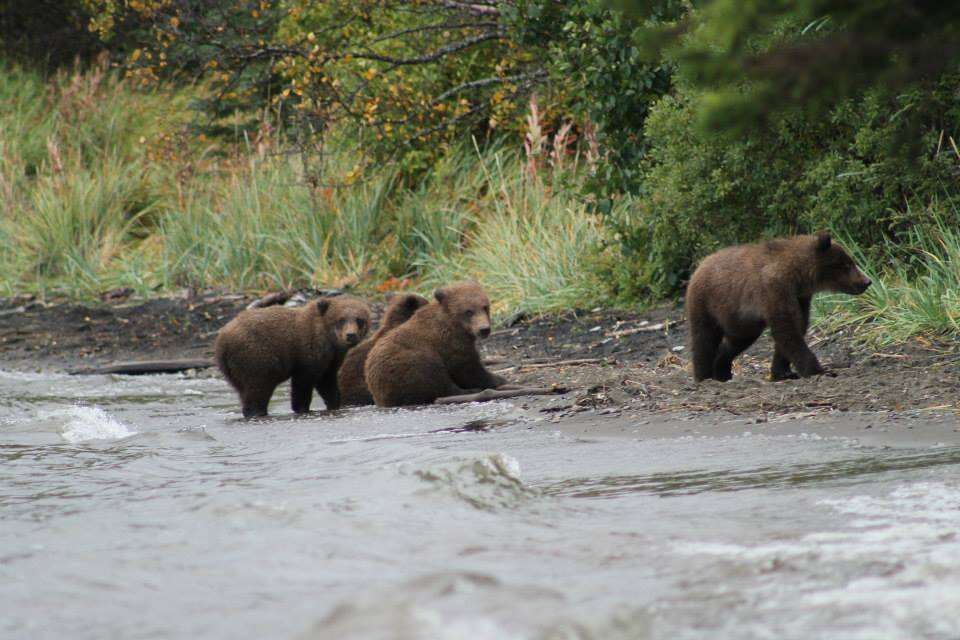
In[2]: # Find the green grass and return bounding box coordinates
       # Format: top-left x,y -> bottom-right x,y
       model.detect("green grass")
157,154 -> 396,291
417,151 -> 608,316
814,203 -> 960,346
0,64 -> 610,315
0,59 -> 193,297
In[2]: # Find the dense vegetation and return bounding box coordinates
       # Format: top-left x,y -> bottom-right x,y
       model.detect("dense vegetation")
1,1 -> 958,340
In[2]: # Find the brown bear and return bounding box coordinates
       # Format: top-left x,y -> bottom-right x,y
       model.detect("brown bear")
364,281 -> 507,407
214,295 -> 371,417
685,233 -> 871,382
337,292 -> 429,407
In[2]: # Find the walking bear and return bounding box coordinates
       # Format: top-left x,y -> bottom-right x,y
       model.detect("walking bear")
364,281 -> 507,406
215,295 -> 371,417
337,292 -> 429,407
686,234 -> 871,382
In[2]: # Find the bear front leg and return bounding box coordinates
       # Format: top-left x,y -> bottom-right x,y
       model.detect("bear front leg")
454,357 -> 504,390
767,308 -> 824,377
770,348 -> 798,381
316,370 -> 342,411
290,374 -> 314,414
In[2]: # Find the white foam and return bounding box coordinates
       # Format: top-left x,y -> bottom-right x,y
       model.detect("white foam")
675,482 -> 960,639
403,453 -> 535,510
44,406 -> 137,443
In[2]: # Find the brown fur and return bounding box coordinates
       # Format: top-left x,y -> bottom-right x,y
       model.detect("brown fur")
337,293 -> 429,407
685,233 -> 871,382
364,281 -> 507,407
214,295 -> 371,417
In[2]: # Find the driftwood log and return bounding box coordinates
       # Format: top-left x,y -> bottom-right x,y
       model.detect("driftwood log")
434,386 -> 567,405
70,359 -> 214,376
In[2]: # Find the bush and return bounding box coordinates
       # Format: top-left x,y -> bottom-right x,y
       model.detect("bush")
610,75 -> 960,300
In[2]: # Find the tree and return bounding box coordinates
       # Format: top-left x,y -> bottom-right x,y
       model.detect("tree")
0,0 -> 103,68
632,0 -> 960,137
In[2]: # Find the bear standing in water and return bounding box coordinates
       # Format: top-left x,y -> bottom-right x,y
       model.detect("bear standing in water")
364,281 -> 507,407
337,292 -> 429,407
215,295 -> 371,417
686,234 -> 871,382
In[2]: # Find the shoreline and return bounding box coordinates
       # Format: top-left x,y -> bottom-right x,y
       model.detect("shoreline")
2,293 -> 958,448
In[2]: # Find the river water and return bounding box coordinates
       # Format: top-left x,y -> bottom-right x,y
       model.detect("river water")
2,368 -> 959,639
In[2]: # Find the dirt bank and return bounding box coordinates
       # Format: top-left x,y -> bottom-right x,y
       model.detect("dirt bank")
2,293 -> 958,424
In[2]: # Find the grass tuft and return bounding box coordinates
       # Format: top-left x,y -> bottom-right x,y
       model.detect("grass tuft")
814,201 -> 960,345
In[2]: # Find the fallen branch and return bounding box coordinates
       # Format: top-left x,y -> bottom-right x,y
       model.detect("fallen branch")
608,319 -> 683,339
246,291 -> 293,309
434,386 -> 566,405
517,357 -> 604,370
70,359 -> 214,375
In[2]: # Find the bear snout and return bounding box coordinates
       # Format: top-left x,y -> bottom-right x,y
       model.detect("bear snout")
345,331 -> 360,345
477,326 -> 491,339
854,278 -> 871,294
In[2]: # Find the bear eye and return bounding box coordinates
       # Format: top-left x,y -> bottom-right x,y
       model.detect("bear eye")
357,319 -> 366,330
464,309 -> 475,317
337,319 -> 346,328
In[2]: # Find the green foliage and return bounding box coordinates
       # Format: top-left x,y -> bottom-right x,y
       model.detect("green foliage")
633,0 -> 960,137
0,0 -> 103,68
506,0 -> 684,195
612,73 -> 960,299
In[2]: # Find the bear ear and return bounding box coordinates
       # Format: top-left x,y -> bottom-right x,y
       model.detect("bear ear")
433,288 -> 447,305
815,233 -> 832,252
316,298 -> 331,315
405,294 -> 426,310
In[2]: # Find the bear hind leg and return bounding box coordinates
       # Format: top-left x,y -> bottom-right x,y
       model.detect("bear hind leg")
770,348 -> 799,381
241,385 -> 274,418
713,335 -> 756,382
690,315 -> 723,382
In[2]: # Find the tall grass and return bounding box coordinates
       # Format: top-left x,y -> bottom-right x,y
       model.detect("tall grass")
0,59 -> 192,296
814,202 -> 960,345
158,155 -> 396,291
418,151 -> 608,315
0,63 -> 609,316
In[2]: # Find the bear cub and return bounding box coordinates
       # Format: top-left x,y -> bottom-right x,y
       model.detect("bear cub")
686,233 -> 871,382
215,295 -> 371,417
364,281 -> 507,407
337,292 -> 429,407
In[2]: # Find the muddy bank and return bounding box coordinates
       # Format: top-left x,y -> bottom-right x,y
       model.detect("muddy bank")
1,293 -> 958,424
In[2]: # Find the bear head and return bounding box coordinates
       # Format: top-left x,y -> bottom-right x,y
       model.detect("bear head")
813,233 -> 872,295
433,281 -> 493,340
317,295 -> 372,347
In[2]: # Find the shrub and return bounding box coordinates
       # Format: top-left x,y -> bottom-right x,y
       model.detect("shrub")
610,75 -> 960,300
